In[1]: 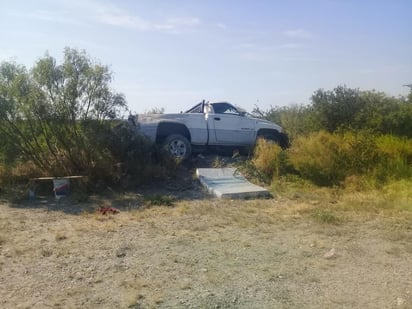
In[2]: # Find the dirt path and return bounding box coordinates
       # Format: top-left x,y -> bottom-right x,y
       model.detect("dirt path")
1,198 -> 411,309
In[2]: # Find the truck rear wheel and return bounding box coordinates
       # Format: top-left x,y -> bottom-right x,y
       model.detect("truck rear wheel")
163,134 -> 192,160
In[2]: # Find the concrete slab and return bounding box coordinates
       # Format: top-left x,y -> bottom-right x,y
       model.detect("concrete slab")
196,168 -> 271,199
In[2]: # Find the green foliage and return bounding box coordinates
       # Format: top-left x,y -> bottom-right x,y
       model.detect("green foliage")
252,139 -> 287,181
380,179 -> 412,212
109,122 -> 177,185
144,194 -> 175,206
250,130 -> 412,187
375,135 -> 412,180
355,91 -> 412,137
252,104 -> 316,140
259,131 -> 412,187
311,85 -> 365,132
289,132 -> 387,186
0,48 -> 128,179
251,85 -> 412,188
0,48 -> 176,188
288,131 -> 347,186
309,86 -> 412,137
255,86 -> 412,140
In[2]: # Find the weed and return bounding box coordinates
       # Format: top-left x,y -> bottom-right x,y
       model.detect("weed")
212,156 -> 225,168
128,303 -> 143,309
144,194 -> 175,206
41,248 -> 53,257
375,135 -> 412,179
287,132 -> 412,186
311,209 -> 341,224
252,139 -> 283,180
55,233 -> 68,241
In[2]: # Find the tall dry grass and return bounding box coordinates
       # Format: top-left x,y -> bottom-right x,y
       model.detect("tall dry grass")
252,139 -> 284,180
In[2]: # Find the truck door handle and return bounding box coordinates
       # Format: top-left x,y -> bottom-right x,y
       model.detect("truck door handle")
214,117 -> 220,121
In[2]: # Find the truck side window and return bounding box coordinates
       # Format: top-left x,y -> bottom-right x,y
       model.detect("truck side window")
212,103 -> 223,114
212,103 -> 239,115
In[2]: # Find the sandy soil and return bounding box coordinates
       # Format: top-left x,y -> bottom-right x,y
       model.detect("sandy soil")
1,192 -> 411,309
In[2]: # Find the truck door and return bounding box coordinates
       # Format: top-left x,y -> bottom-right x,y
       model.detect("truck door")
209,103 -> 256,145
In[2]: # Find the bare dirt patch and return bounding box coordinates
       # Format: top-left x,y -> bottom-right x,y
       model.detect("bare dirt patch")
1,195 -> 411,308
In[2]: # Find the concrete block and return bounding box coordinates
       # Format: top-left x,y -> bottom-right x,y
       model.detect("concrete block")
196,168 -> 271,199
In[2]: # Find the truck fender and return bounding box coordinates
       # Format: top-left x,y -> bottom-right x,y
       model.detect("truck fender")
156,122 -> 191,144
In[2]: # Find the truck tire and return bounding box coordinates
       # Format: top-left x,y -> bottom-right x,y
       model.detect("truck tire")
163,134 -> 192,160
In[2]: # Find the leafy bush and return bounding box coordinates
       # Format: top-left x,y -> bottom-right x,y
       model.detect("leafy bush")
252,104 -> 317,141
108,122 -> 177,186
252,139 -> 285,181
311,86 -> 365,132
144,194 -> 175,206
287,132 -> 412,186
0,48 -> 127,177
0,48 -> 176,188
250,85 -> 412,188
255,86 -> 412,139
375,135 -> 412,180
287,131 -> 345,186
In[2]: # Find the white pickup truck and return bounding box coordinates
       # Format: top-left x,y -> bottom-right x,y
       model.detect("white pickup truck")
128,101 -> 288,159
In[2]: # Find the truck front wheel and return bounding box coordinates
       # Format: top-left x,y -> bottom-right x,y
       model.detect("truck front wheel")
257,131 -> 289,149
163,134 -> 192,160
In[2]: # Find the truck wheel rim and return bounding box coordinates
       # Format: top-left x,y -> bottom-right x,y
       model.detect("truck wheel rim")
168,140 -> 186,157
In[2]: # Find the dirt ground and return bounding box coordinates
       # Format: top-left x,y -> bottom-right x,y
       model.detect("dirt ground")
1,158 -> 412,308
1,201 -> 411,308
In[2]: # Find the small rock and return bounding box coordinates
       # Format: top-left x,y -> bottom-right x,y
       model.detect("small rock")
324,248 -> 336,259
201,268 -> 208,272
116,251 -> 126,258
397,297 -> 405,306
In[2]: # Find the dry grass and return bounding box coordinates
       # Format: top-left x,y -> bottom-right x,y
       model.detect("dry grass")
267,177 -> 412,225
1,176 -> 412,308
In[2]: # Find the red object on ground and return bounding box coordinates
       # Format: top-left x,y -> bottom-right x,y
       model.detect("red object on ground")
97,207 -> 120,215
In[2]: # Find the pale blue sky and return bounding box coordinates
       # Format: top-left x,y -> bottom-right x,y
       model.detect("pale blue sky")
1,0 -> 411,113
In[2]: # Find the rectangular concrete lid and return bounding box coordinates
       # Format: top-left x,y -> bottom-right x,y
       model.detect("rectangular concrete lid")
196,168 -> 271,199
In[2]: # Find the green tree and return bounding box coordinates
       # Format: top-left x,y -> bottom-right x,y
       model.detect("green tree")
252,104 -> 316,139
354,91 -> 399,133
311,85 -> 365,132
0,48 -> 127,177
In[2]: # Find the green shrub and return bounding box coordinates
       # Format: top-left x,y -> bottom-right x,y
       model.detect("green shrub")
252,139 -> 281,178
144,194 -> 175,206
287,132 -> 412,186
288,131 -> 345,186
287,132 -> 377,186
252,139 -> 289,182
375,135 -> 412,180
254,87 -> 412,139
252,104 -> 318,140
